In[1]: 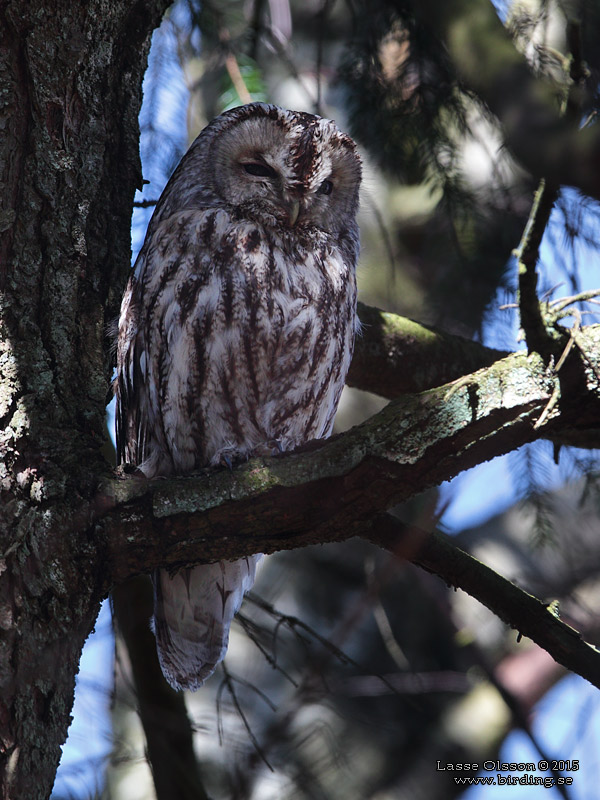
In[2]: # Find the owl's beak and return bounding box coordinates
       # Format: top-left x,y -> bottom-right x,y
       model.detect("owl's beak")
286,199 -> 300,227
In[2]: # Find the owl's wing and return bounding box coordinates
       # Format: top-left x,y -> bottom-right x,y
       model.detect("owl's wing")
115,208 -> 262,690
115,208 -> 219,476
114,274 -> 146,469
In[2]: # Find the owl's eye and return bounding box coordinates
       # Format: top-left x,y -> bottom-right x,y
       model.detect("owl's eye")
317,179 -> 333,196
242,162 -> 276,178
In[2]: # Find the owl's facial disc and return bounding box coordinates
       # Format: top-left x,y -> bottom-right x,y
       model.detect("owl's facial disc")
209,109 -> 360,232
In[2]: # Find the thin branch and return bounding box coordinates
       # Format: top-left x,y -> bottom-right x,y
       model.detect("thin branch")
236,611 -> 300,687
112,577 -> 210,800
133,198 -> 159,208
550,288 -> 600,314
364,556 -> 409,669
533,378 -> 561,431
554,312 -> 581,373
220,29 -> 253,104
369,515 -> 600,692
513,17 -> 589,362
219,664 -> 274,771
245,593 -> 408,698
515,178 -> 560,357
262,28 -> 317,107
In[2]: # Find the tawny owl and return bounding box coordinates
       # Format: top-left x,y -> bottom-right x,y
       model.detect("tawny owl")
115,102 -> 361,691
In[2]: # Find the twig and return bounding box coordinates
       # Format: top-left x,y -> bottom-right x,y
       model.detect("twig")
220,29 -> 253,104
365,556 -> 410,669
533,376 -> 561,431
550,288 -> 600,314
263,28 -> 317,107
554,311 -> 581,372
219,664 -> 275,771
533,310 -> 583,430
246,593 -> 411,699
514,178 -> 560,357
236,611 -> 299,687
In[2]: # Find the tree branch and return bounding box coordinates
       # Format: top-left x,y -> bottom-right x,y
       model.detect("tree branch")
112,578 -> 210,800
349,302 -> 508,397
513,18 -> 586,361
515,179 -> 560,358
368,515 -> 600,693
96,327 -> 600,588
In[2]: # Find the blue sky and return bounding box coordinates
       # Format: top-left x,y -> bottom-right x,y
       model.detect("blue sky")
461,675 -> 600,800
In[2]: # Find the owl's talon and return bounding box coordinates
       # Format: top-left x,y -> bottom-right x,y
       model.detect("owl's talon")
250,439 -> 285,457
221,454 -> 234,471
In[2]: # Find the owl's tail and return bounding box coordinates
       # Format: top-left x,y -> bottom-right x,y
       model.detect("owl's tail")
152,556 -> 260,691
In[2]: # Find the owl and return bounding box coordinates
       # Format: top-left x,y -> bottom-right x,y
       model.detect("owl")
115,102 -> 362,691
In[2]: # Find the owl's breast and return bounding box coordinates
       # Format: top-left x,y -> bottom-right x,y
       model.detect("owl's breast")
202,221 -> 358,459
137,209 -> 357,473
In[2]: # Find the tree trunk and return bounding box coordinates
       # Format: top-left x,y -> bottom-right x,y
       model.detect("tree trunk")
0,2 -> 168,797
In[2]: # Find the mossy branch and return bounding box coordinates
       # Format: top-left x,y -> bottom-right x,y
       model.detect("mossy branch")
94,327 -> 600,694
97,326 -> 600,588
349,302 -> 508,397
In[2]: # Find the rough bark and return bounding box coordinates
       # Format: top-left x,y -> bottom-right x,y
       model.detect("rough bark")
0,2 -> 169,798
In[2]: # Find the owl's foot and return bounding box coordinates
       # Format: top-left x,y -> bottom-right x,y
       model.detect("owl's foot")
251,439 -> 285,457
220,453 -> 234,471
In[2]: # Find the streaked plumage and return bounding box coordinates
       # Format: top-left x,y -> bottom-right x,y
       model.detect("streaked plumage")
115,102 -> 361,690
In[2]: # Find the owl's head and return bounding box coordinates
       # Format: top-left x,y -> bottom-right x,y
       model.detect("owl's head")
202,103 -> 362,234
